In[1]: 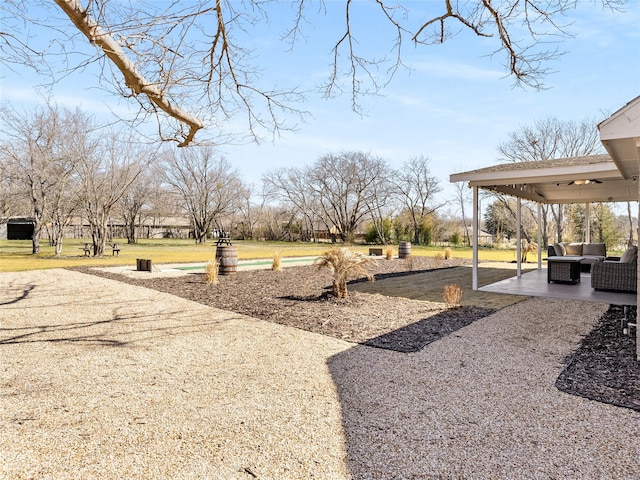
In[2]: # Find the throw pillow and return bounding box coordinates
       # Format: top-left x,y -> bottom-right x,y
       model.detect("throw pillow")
620,245 -> 637,263
552,242 -> 566,256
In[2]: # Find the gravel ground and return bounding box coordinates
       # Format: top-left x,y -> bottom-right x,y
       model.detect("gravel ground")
2,266 -> 640,479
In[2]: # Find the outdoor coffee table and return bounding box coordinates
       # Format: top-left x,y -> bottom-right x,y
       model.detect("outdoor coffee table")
547,256 -> 584,284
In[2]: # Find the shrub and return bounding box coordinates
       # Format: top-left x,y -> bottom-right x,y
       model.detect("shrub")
316,247 -> 375,298
443,284 -> 462,308
449,231 -> 461,246
364,218 -> 394,244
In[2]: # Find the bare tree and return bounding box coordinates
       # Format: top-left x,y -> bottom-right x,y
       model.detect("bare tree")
307,151 -> 389,243
453,180 -> 472,246
163,147 -> 245,243
118,162 -> 162,244
0,151 -> 24,224
235,184 -> 271,241
364,163 -> 397,245
2,1 -> 623,145
258,204 -> 295,242
394,156 -> 445,244
497,116 -> 606,245
262,167 -> 323,243
77,129 -> 151,256
0,104 -> 86,254
484,197 -> 537,246
1,109 -> 54,253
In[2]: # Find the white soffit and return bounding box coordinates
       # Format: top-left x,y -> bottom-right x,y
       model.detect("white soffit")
599,96 -> 640,179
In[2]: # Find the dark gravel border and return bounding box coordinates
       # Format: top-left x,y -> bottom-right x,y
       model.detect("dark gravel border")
556,305 -> 640,411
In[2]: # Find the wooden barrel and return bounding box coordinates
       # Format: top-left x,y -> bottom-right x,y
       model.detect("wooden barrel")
216,245 -> 238,275
398,241 -> 412,259
136,258 -> 153,272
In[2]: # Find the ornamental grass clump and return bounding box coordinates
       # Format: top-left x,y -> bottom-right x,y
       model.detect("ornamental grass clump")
316,247 -> 376,299
272,251 -> 282,271
443,284 -> 462,308
404,255 -> 414,272
205,259 -> 219,285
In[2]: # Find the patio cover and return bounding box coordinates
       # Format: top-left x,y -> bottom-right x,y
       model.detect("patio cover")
449,154 -> 637,204
450,95 -> 640,359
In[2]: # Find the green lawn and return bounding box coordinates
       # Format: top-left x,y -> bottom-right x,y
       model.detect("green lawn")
0,238 -> 521,272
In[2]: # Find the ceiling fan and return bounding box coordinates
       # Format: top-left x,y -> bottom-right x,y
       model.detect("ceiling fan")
567,179 -> 602,186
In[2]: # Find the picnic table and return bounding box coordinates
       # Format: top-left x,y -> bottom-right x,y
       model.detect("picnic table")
215,237 -> 232,246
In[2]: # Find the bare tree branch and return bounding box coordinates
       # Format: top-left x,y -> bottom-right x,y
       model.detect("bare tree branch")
1,1 -> 625,145
53,0 -> 204,146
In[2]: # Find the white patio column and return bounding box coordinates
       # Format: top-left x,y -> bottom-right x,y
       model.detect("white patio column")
585,202 -> 591,243
537,203 -> 542,270
472,186 -> 479,290
516,197 -> 522,277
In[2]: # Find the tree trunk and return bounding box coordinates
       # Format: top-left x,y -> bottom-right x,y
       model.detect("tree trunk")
53,222 -> 64,257
127,220 -> 136,244
30,223 -> 41,255
551,204 -> 564,242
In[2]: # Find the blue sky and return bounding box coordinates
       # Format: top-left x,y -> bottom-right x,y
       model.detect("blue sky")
2,1 -> 639,214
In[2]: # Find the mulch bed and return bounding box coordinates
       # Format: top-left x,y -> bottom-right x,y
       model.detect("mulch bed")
74,257 -> 493,353
556,305 -> 640,411
75,260 -> 640,411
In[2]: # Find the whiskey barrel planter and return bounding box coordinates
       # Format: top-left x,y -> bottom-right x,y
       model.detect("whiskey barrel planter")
215,245 -> 238,275
398,241 -> 412,259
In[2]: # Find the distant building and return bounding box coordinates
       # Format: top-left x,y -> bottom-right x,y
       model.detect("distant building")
0,217 -> 35,240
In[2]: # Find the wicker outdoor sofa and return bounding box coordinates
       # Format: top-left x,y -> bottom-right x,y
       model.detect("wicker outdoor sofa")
547,242 -> 607,272
590,245 -> 638,293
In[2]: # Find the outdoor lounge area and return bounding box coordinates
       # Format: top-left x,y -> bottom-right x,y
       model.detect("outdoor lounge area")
451,95 -> 640,359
